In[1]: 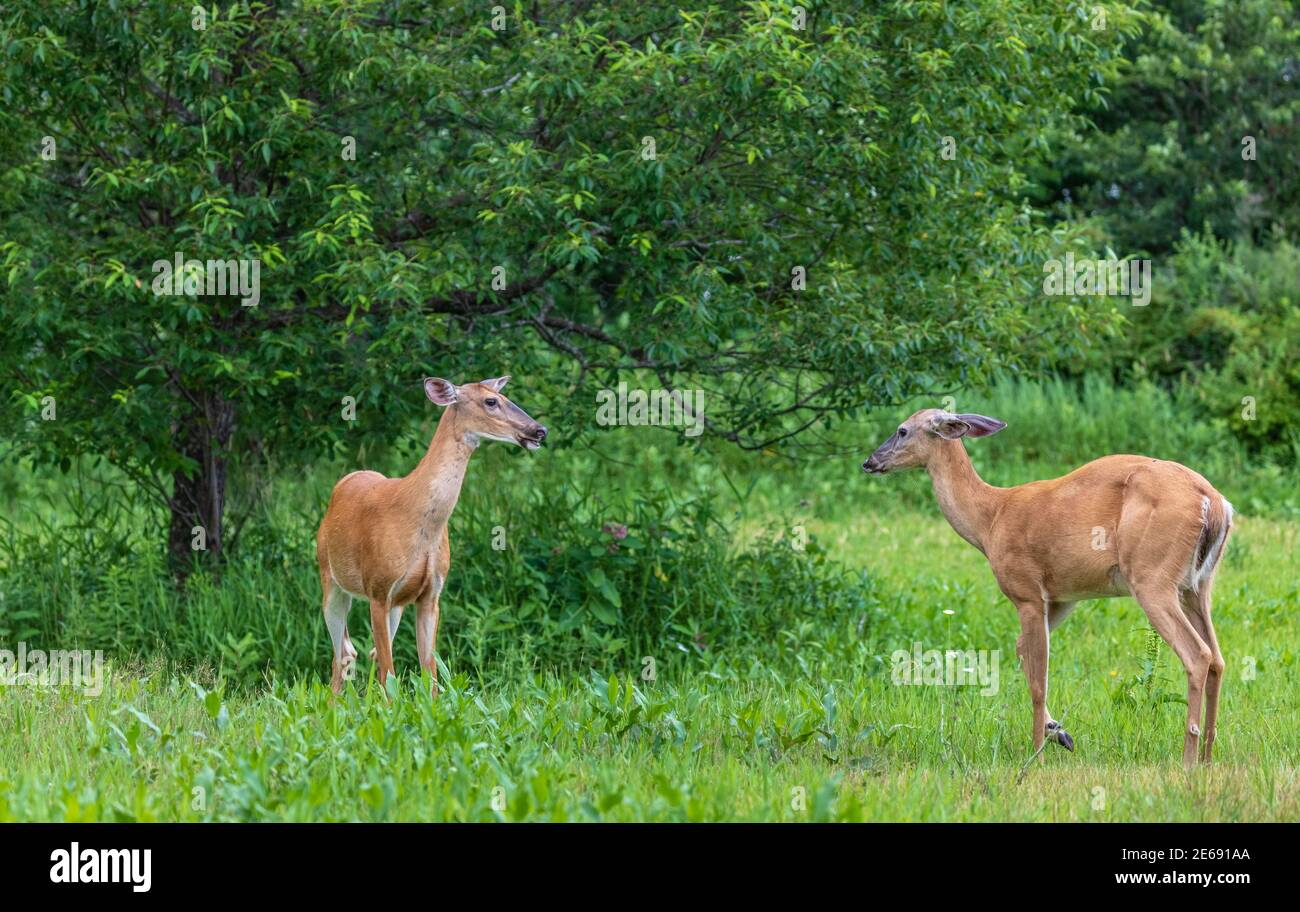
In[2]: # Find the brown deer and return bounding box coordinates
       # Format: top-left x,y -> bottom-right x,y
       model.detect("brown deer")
862,409 -> 1232,766
316,376 -> 547,697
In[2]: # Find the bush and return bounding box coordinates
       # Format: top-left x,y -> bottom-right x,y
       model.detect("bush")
1038,0 -> 1300,254
1112,233 -> 1300,464
0,458 -> 889,689
727,373 -> 1300,521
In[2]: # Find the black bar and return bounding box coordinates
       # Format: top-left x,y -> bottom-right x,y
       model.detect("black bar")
2,822 -> 1282,898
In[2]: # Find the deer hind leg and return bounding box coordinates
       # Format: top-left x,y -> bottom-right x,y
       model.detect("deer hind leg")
1118,482 -> 1216,766
1132,583 -> 1210,767
1181,584 -> 1225,763
323,581 -> 354,695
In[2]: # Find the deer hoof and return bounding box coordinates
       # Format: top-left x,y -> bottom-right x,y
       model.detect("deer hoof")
368,647 -> 378,662
1046,721 -> 1075,752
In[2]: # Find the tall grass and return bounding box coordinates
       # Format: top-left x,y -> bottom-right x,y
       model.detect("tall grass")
2,505 -> 1295,822
1,374 -> 1294,691
1,375 -> 1297,821
0,466 -> 888,689
739,374 -> 1299,521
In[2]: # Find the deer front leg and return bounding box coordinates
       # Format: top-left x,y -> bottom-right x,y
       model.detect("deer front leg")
1044,600 -> 1076,751
414,592 -> 442,701
369,600 -> 396,690
1014,600 -> 1051,755
368,605 -> 403,662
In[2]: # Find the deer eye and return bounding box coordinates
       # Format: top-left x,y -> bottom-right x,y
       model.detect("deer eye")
485,398 -> 498,409
898,427 -> 908,438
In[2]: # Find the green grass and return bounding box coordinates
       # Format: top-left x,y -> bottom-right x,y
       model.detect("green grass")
2,509 -> 1295,822
2,375 -> 1297,821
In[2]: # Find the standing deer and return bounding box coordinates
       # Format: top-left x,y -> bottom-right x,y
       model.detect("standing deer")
862,409 -> 1232,766
316,375 -> 547,697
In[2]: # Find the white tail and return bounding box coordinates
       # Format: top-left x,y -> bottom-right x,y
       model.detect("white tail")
1189,496 -> 1233,594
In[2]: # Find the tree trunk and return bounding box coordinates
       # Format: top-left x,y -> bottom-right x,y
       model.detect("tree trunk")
167,391 -> 235,581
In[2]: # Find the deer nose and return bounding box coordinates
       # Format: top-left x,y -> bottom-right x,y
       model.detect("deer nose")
533,425 -> 548,441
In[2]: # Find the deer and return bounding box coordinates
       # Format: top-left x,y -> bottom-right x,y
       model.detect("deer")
316,376 -> 548,698
862,409 -> 1233,767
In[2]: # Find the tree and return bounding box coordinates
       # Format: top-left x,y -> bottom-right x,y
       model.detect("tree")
1038,0 -> 1300,254
0,1 -> 1131,576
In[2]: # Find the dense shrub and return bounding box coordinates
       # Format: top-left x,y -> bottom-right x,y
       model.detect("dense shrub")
1038,0 -> 1300,254
726,374 -> 1300,520
1107,234 -> 1300,463
0,464 -> 888,689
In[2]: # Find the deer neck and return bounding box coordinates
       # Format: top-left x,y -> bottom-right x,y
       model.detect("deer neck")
401,406 -> 479,526
926,440 -> 1001,554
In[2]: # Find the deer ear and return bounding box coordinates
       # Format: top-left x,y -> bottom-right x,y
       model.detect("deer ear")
480,375 -> 511,392
955,413 -> 1007,438
930,415 -> 972,439
424,377 -> 458,406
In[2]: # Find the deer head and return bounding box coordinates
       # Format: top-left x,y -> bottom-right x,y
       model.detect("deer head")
862,409 -> 1005,474
424,375 -> 548,450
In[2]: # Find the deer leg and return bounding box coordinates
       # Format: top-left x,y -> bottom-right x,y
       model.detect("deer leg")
369,605 -> 403,662
322,581 -> 353,695
1014,600 -> 1050,756
1134,584 -> 1211,768
1041,600 -> 1077,751
342,630 -> 357,667
414,592 -> 442,701
369,600 -> 397,690
1181,587 -> 1225,763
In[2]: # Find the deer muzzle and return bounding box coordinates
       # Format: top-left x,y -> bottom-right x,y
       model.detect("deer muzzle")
519,425 -> 548,450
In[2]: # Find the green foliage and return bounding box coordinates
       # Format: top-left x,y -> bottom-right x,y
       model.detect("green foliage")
1,0 -> 1297,825
0,459 -> 885,687
1159,236 -> 1300,460
0,0 -> 1133,557
1073,234 -> 1300,465
724,374 -> 1300,520
1,503 -> 1295,822
1040,0 -> 1300,253
1,374 -> 1297,821
968,375 -> 1298,509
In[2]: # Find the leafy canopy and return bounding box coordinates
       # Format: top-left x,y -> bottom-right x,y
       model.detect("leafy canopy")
1,0 -> 1132,502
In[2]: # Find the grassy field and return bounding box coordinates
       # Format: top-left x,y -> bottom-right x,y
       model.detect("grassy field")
2,508 -> 1295,822
2,378 -> 1297,821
